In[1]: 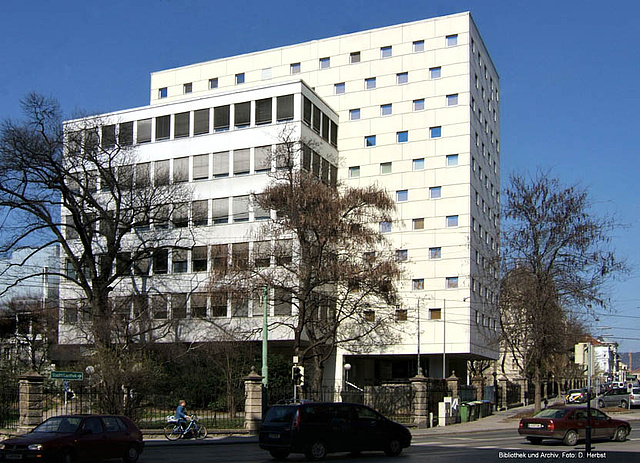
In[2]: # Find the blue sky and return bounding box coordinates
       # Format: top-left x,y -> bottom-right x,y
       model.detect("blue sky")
2,0 -> 639,353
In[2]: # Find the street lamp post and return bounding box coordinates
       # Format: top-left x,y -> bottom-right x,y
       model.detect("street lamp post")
442,299 -> 446,379
492,371 -> 498,411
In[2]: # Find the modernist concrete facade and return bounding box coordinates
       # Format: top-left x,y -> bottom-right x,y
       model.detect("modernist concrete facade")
60,12 -> 500,387
59,81 -> 339,348
148,12 -> 500,385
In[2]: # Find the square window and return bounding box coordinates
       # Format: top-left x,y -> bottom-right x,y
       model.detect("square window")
396,72 -> 408,84
319,57 -> 330,69
365,135 -> 376,147
350,51 -> 361,63
396,309 -> 408,321
430,186 -> 442,199
379,221 -> 392,233
380,104 -> 392,116
261,67 -> 272,80
380,162 -> 391,174
429,67 -> 441,79
397,131 -> 408,143
413,158 -> 424,170
364,310 -> 376,322
183,83 -> 192,94
446,215 -> 459,227
412,278 -> 424,290
429,308 -> 442,320
430,126 -> 442,138
348,166 -> 360,178
429,247 -> 442,259
412,218 -> 424,230
334,82 -> 345,94
446,276 -> 459,288
413,99 -> 425,111
365,77 -> 376,90
396,249 -> 408,261
396,190 -> 408,202
290,62 -> 301,74
447,94 -> 459,106
413,40 -> 425,52
446,154 -> 459,166
235,73 -> 245,85
209,78 -> 218,89
159,87 -> 167,99
380,46 -> 392,58
446,34 -> 458,47
349,109 -> 361,120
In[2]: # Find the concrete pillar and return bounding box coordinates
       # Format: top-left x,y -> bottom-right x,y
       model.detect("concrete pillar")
243,367 -> 263,434
518,378 -> 527,405
18,372 -> 44,435
446,371 -> 459,398
410,369 -> 428,428
499,377 -> 508,410
471,375 -> 484,400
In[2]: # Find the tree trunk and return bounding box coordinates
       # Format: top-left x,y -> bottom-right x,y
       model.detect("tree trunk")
534,364 -> 542,413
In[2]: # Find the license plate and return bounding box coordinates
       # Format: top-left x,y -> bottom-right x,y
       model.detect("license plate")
6,455 -> 23,460
528,423 -> 543,429
268,433 -> 280,439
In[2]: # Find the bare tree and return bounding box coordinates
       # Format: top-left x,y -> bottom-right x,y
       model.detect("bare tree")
500,171 -> 626,412
0,94 -> 193,412
211,132 -> 402,390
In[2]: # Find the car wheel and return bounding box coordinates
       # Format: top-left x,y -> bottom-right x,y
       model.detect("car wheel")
563,429 -> 579,446
269,450 -> 290,460
597,400 -> 605,408
526,437 -> 543,445
61,450 -> 76,463
123,444 -> 140,463
613,426 -> 628,442
384,438 -> 403,457
305,441 -> 327,460
620,400 -> 628,409
196,425 -> 208,439
164,423 -> 182,440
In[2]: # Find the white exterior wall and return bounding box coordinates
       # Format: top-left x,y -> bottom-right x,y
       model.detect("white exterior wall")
59,81 -> 338,345
148,12 -> 500,370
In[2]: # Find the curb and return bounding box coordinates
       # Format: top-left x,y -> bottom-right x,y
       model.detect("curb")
144,435 -> 258,447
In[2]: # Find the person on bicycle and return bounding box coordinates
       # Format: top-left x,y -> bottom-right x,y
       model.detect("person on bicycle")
175,400 -> 191,431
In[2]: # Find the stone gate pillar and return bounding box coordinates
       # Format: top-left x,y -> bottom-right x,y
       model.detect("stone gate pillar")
471,375 -> 484,400
18,372 -> 44,434
410,369 -> 428,428
243,367 -> 263,434
446,371 -> 459,398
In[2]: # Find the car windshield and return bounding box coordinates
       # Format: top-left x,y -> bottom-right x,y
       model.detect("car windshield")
264,406 -> 296,424
568,390 -> 583,394
33,417 -> 82,433
633,388 -> 640,394
533,409 -> 569,419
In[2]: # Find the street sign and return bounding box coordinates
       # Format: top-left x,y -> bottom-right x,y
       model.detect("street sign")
50,371 -> 83,381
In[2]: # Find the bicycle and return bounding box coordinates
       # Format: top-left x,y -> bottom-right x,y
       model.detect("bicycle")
164,414 -> 208,440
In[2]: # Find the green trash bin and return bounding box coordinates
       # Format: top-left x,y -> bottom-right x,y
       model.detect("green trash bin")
459,403 -> 470,422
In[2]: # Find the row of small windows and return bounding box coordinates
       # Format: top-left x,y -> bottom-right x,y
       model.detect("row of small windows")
348,95 -> 458,121
63,288 -> 293,323
159,33 -> 460,100
395,246 -> 442,263
411,276 -> 459,291
69,95 -> 299,152
348,155 -> 458,179
333,68 -> 447,97
379,214 -> 458,234
362,126 -> 441,147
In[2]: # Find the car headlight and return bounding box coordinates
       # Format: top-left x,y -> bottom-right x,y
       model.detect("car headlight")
0,443 -> 5,450
27,444 -> 43,451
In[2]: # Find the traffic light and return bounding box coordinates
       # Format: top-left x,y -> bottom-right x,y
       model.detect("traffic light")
292,365 -> 305,386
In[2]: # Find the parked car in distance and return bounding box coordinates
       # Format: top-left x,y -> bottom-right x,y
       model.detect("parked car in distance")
518,406 -> 631,446
564,389 -> 588,404
630,387 -> 640,407
597,388 -> 630,409
259,402 -> 412,460
0,414 -> 144,463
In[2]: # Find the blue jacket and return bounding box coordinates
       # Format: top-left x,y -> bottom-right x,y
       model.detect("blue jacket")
176,404 -> 187,421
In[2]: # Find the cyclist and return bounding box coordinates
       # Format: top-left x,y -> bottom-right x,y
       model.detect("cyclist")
175,400 -> 191,431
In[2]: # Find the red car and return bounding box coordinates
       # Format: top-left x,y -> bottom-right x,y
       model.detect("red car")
518,406 -> 631,446
0,414 -> 144,462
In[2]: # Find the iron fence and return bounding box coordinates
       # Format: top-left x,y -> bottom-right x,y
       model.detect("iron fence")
0,383 -> 19,430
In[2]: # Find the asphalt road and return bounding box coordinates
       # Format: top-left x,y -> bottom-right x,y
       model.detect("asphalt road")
138,420 -> 640,463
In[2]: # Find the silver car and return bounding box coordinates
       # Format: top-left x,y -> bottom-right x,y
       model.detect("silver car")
597,388 -> 630,409
630,388 -> 640,407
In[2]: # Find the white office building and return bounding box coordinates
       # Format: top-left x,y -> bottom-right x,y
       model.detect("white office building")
62,11 -> 500,386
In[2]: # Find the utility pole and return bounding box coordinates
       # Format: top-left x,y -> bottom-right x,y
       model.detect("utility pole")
417,299 -> 421,375
262,285 -> 268,417
586,343 -> 592,452
442,299 -> 446,379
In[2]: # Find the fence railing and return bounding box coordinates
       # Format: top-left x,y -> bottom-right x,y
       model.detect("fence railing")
0,383 -> 19,430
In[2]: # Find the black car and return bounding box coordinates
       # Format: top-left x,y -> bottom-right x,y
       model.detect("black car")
0,414 -> 144,463
259,402 -> 411,460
